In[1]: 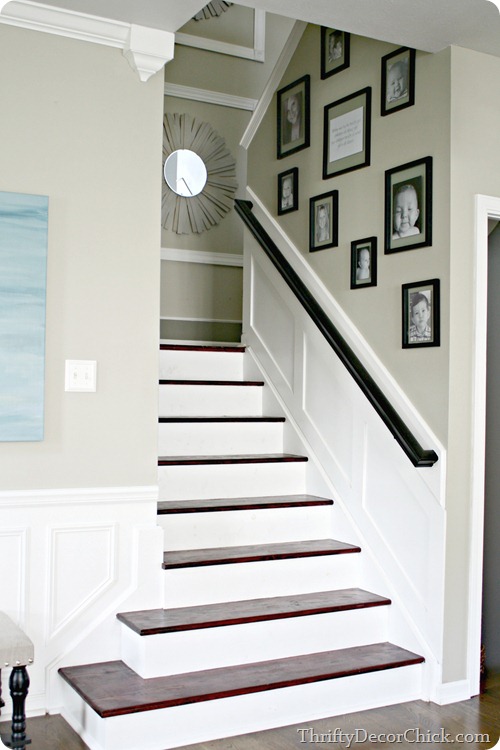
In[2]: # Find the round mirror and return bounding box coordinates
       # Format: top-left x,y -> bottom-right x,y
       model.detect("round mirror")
163,149 -> 208,197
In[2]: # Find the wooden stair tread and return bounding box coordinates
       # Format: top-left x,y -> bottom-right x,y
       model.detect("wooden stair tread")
159,416 -> 286,423
58,643 -> 424,718
117,588 -> 391,635
157,494 -> 333,514
162,539 -> 361,569
158,453 -> 308,467
160,344 -> 245,353
159,379 -> 263,386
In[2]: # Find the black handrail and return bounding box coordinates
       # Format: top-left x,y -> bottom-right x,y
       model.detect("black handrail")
235,199 -> 438,468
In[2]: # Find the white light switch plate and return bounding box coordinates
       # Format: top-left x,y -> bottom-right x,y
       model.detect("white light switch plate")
65,360 -> 97,392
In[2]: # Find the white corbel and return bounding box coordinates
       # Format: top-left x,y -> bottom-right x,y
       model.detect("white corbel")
123,24 -> 175,82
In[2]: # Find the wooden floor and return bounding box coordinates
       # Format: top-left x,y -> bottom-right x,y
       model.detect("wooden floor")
1,672 -> 498,750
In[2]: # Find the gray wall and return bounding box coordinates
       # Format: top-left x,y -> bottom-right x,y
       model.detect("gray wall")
0,24 -> 163,490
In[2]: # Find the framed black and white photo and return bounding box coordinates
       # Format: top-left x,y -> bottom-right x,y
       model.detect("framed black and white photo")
321,27 -> 350,79
323,87 -> 371,180
351,237 -> 377,289
277,167 -> 299,215
309,190 -> 338,252
277,75 -> 310,159
381,47 -> 415,116
385,156 -> 432,253
402,279 -> 440,348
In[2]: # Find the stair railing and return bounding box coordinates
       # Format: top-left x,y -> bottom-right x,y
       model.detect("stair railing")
235,199 -> 438,468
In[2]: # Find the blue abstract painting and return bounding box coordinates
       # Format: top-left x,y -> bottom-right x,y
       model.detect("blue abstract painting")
0,191 -> 49,441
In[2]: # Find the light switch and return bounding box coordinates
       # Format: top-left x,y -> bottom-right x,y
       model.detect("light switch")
65,360 -> 97,392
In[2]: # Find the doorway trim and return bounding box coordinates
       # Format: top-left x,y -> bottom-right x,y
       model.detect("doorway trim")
468,194 -> 500,694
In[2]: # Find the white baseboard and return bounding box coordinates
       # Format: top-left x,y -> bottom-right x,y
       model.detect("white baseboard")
432,679 -> 472,705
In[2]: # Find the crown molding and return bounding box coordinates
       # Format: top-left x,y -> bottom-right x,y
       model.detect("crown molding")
0,0 -> 174,81
164,82 -> 257,111
161,247 -> 243,267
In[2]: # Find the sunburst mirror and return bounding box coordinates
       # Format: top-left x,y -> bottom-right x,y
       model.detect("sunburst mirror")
162,113 -> 238,235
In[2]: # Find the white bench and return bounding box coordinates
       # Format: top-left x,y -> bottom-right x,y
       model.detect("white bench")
0,613 -> 34,749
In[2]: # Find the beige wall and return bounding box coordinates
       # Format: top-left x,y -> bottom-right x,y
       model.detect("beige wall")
0,25 -> 163,490
248,26 -> 451,442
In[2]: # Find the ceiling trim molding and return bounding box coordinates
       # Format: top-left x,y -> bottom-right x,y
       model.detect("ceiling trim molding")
161,247 -> 243,267
164,82 -> 257,111
0,0 -> 174,81
240,19 -> 306,150
176,8 -> 265,61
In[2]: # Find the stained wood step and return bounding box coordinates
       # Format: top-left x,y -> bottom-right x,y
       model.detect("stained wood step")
162,539 -> 361,569
159,416 -> 285,423
58,643 -> 424,718
158,454 -> 308,467
160,344 -> 245,353
157,494 -> 333,514
159,379 -> 263,386
117,588 -> 391,635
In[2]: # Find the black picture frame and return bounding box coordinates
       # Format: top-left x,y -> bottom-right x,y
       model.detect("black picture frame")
402,278 -> 440,348
277,167 -> 299,215
277,75 -> 310,160
309,190 -> 339,252
385,156 -> 432,253
351,237 -> 377,289
381,47 -> 416,116
323,87 -> 371,180
321,27 -> 350,79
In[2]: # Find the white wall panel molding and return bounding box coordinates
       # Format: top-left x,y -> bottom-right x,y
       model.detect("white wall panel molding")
161,247 -> 243,266
242,209 -> 447,691
164,82 -> 257,111
0,2 -> 174,81
0,485 -> 158,508
176,8 -> 265,62
240,20 -> 306,150
0,528 -> 28,625
47,524 -> 116,639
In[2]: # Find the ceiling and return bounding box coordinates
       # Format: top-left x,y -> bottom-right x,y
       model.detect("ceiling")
2,0 -> 500,57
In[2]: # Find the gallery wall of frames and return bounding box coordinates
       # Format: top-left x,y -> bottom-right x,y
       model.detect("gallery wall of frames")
275,28 -> 439,350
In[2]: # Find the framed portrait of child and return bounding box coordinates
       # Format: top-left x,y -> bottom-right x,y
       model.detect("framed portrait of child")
309,190 -> 338,252
350,237 -> 377,289
321,27 -> 350,79
384,156 -> 432,253
277,167 -> 299,215
402,278 -> 440,348
381,47 -> 415,116
277,75 -> 310,159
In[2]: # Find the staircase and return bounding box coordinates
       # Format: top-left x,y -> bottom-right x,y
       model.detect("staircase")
59,344 -> 425,750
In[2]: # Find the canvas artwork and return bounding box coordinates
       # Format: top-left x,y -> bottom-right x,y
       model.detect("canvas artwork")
0,191 -> 49,441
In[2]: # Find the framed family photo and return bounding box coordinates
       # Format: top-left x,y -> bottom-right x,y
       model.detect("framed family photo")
385,156 -> 432,253
323,87 -> 371,180
277,75 -> 310,159
402,278 -> 440,348
381,47 -> 415,116
309,190 -> 338,252
277,167 -> 299,215
321,27 -> 350,79
351,237 -> 377,289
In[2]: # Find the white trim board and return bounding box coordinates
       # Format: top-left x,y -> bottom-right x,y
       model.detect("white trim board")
0,485 -> 158,508
468,193 -> 500,696
161,316 -> 242,324
164,83 -> 257,111
176,8 -> 265,62
161,247 -> 243,267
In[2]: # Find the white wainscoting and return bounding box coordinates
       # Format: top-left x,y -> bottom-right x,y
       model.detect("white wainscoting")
241,202 -> 447,698
0,486 -> 163,717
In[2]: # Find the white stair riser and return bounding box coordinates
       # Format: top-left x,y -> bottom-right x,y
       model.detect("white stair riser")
158,461 -> 306,501
158,420 -> 284,456
159,505 -> 333,550
160,350 -> 244,381
163,554 -> 360,607
61,664 -> 423,750
121,607 -> 389,678
159,384 -> 263,417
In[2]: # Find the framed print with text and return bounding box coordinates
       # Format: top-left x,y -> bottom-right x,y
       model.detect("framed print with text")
323,87 -> 371,180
